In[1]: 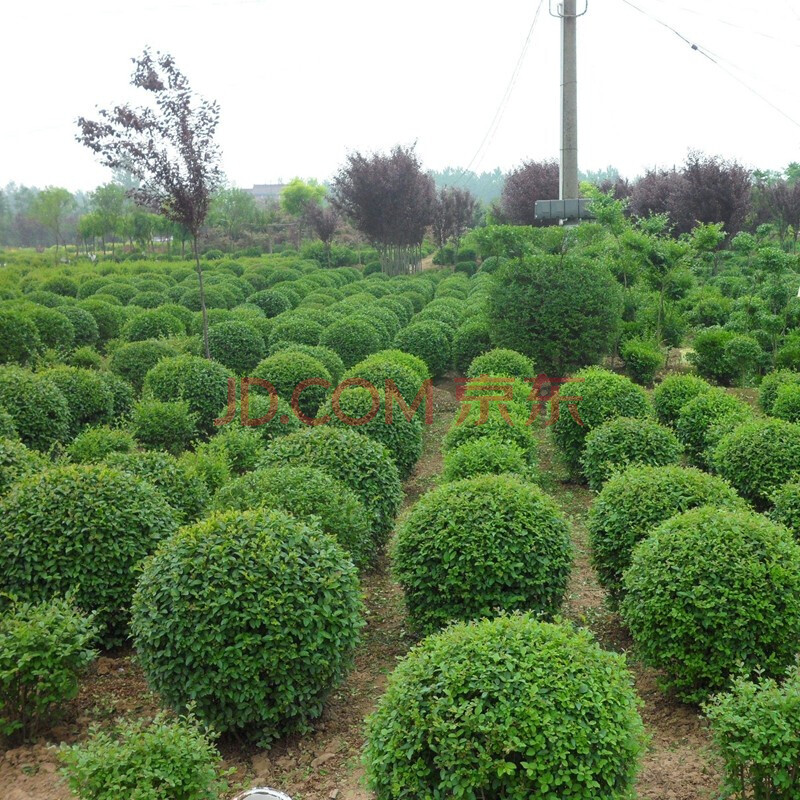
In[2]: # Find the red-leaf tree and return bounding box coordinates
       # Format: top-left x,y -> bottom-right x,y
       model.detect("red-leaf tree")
499,160 -> 559,226
76,48 -> 222,357
331,145 -> 435,274
432,186 -> 478,261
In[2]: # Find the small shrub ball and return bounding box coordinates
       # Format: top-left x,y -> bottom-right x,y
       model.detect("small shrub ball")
365,614 -> 645,800
622,506 -> 800,702
131,508 -> 363,740
441,437 -> 531,483
392,321 -> 451,377
393,475 -> 572,634
467,347 -> 535,380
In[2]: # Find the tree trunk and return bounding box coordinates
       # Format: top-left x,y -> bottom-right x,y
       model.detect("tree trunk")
193,235 -> 211,359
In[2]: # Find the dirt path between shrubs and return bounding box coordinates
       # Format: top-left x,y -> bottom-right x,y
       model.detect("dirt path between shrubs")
0,377 -> 720,800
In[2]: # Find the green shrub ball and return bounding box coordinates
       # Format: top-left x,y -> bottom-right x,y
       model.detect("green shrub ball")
588,465 -> 745,604
252,351 -> 332,418
0,310 -> 41,365
451,318 -> 492,374
393,475 -> 572,634
321,317 -> 382,368
109,339 -> 179,393
207,320 -> 265,374
622,506 -> 800,702
212,466 -> 373,568
441,437 -> 531,483
131,508 -> 363,739
759,369 -> 800,415
364,614 -> 645,800
652,374 -> 712,427
0,465 -> 178,645
467,347 -> 535,380
0,437 -> 45,497
66,425 -> 136,464
392,321 -> 451,377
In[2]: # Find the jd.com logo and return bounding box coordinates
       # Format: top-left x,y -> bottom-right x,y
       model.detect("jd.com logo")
214,375 -> 584,428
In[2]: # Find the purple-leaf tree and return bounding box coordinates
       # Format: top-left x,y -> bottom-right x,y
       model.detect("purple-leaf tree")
76,48 -> 222,357
500,160 -> 560,226
305,203 -> 340,267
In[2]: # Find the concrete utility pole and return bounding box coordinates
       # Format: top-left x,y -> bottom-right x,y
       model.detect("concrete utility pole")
560,0 -> 579,200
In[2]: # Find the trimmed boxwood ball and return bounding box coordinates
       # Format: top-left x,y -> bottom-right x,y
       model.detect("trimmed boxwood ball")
771,382 -> 800,423
621,506 -> 800,702
588,465 -> 745,604
441,437 -> 531,483
321,386 -> 423,479
393,321 -> 452,377
759,369 -> 800,415
23,305 -> 75,351
0,437 -> 45,497
195,425 -> 265,475
220,392 -> 303,443
0,310 -> 41,365
77,299 -> 125,343
467,347 -> 535,380
212,466 -> 373,568
40,366 -> 114,434
131,398 -> 197,455
105,450 -> 210,524
581,416 -> 682,491
0,368 -> 71,452
120,309 -> 184,342
0,465 -> 178,645
652,373 -> 712,427
131,508 -> 363,739
260,427 -> 402,546
143,355 -> 232,436
551,367 -> 652,475
364,614 -> 645,800
269,342 -> 345,384
66,425 -> 136,464
207,320 -> 265,374
771,480 -> 800,539
58,306 -> 99,348
269,314 -> 325,347
393,475 -> 572,634
321,317 -> 381,368
452,318 -> 492,374
711,418 -> 800,509
341,360 -> 425,408
675,387 -> 752,467
109,339 -> 178,392
252,351 -> 332,418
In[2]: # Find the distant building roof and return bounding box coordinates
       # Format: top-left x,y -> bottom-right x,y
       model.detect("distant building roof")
248,184 -> 287,200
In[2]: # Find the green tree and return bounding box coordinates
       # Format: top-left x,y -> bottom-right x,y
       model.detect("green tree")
31,187 -> 76,260
209,187 -> 258,247
280,178 -> 326,246
91,183 -> 127,254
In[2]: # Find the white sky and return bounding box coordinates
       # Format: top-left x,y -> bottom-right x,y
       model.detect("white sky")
2,0 -> 800,191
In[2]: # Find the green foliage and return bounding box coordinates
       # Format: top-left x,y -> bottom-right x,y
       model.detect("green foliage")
551,367 -> 652,475
321,317 -> 381,368
622,507 -> 800,702
772,382 -> 800,423
143,355 -> 231,435
393,475 -> 572,634
196,425 -> 264,475
131,398 -> 197,455
776,332 -> 800,371
705,669 -> 800,800
760,369 -> 800,415
0,597 -> 97,741
206,320 -> 264,374
23,305 -> 75,351
675,387 -> 752,467
441,437 -> 532,483
66,425 -> 136,463
711,418 -> 800,509
246,289 -> 291,318
131,508 -> 363,739
652,374 -> 712,427
121,308 -> 184,342
451,318 -> 492,373
364,614 -> 645,800
621,338 -> 665,386
0,309 -> 42,365
0,464 -> 178,645
0,407 -> 18,440
269,342 -> 345,383
443,401 -> 538,463
57,307 -> 98,348
252,351 -> 332,417
260,427 -> 402,546
466,347 -> 535,380
771,480 -> 800,539
588,465 -> 745,603
0,437 -> 45,497
393,321 -> 451,377
68,346 -> 104,370
581,417 -> 682,491
41,366 -> 114,434
59,714 -> 230,800
109,339 -> 179,392
488,254 -> 623,374
689,326 -> 738,384
269,314 -> 324,347
212,466 -> 373,568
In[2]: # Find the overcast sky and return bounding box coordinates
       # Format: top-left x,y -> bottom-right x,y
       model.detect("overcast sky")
2,0 -> 799,191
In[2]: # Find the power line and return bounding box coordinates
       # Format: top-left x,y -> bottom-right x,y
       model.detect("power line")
454,0 -> 546,188
619,0 -> 800,132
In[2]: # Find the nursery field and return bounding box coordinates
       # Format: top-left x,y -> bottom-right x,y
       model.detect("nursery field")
2,206 -> 800,800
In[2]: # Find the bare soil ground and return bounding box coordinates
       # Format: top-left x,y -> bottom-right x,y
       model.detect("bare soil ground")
1,377 -> 722,800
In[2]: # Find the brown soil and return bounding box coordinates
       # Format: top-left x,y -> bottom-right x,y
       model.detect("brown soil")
1,377 -> 722,800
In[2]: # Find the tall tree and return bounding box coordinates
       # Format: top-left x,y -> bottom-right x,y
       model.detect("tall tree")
432,186 -> 478,260
763,180 -> 800,249
331,145 -> 435,274
500,160 -> 559,226
305,203 -> 340,267
209,187 -> 258,247
77,48 -> 222,358
31,187 -> 76,260
91,183 -> 127,254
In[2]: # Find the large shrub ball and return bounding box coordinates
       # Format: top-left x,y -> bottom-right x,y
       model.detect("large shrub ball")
551,367 -> 652,475
269,342 -> 345,384
467,348 -> 535,380
207,320 -> 265,375
321,386 -> 423,479
143,355 -> 232,436
320,317 -> 381,368
652,374 -> 712,428
0,465 -> 178,645
0,367 -> 71,451
40,366 -> 114,434
711,418 -> 800,509
588,465 -> 745,604
269,314 -> 324,347
219,392 -> 303,443
24,305 -> 75,351
621,507 -> 800,702
131,398 -> 197,455
59,306 -> 99,348
260,427 -> 402,546
196,425 -> 265,475
771,382 -> 800,423
675,387 -> 752,467
109,339 -> 179,393
452,318 -> 492,373
131,508 -> 363,739
771,480 -> 800,539
759,369 -> 800,415
393,475 -> 572,634
121,309 -> 184,342
580,416 -> 682,491
441,437 -> 531,483
364,615 -> 645,800
392,321 -> 451,377
0,310 -> 41,365
252,351 -> 332,418
342,358 -> 428,405
212,466 -> 373,568
364,349 -> 431,381
0,437 -> 45,497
